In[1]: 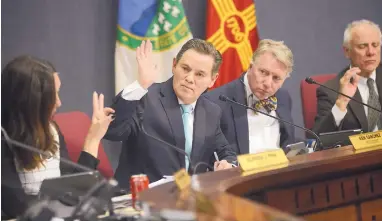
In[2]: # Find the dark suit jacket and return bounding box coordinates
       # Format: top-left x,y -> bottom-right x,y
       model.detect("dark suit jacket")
204,75 -> 295,154
312,64 -> 382,134
1,124 -> 99,219
104,78 -> 236,189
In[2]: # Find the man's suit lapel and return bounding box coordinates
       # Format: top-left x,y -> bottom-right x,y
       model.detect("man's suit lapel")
349,64 -> 382,132
190,99 -> 206,167
338,67 -> 368,132
275,93 -> 290,146
158,78 -> 185,168
231,77 -> 249,154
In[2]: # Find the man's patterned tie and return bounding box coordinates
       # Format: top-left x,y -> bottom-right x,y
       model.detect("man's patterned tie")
252,95 -> 278,113
366,78 -> 382,132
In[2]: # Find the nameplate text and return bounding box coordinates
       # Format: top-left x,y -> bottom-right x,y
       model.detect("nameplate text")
349,131 -> 382,151
238,149 -> 289,173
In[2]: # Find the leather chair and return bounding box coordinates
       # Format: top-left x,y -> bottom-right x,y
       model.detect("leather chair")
300,74 -> 337,129
53,111 -> 114,178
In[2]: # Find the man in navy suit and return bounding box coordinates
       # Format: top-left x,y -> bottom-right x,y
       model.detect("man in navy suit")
205,39 -> 295,155
104,39 -> 236,189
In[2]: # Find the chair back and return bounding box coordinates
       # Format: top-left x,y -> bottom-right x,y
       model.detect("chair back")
53,111 -> 113,178
300,74 -> 337,129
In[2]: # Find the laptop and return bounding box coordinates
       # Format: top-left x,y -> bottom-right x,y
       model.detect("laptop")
38,171 -> 103,218
319,129 -> 363,150
39,171 -> 102,201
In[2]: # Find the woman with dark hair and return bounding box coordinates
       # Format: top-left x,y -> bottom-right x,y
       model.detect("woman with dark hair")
1,55 -> 115,218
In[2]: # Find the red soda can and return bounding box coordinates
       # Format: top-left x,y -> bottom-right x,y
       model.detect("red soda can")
130,174 -> 149,210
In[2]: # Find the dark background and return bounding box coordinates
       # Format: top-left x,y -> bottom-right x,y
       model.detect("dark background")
2,0 -> 382,170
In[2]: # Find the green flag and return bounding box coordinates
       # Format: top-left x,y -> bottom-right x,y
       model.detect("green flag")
115,0 -> 192,93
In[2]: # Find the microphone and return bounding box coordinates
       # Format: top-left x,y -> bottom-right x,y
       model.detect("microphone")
1,127 -> 93,172
219,95 -> 323,151
1,127 -> 116,220
137,110 -> 214,175
136,107 -> 194,174
305,77 -> 382,113
138,113 -> 217,212
140,120 -> 195,174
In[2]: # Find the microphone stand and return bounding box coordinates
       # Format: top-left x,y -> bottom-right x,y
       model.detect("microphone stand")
137,110 -> 195,174
305,77 -> 382,113
1,127 -> 116,221
219,95 -> 323,151
1,127 -> 93,173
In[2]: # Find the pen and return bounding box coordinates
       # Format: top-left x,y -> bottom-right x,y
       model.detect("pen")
214,151 -> 219,162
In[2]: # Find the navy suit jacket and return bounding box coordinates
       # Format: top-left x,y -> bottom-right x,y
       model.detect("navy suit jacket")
104,78 -> 236,189
204,76 -> 295,154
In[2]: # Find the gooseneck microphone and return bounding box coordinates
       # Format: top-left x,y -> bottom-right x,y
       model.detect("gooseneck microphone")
1,127 -> 116,220
1,127 -> 93,172
137,111 -> 195,174
219,95 -> 323,151
305,77 -> 382,113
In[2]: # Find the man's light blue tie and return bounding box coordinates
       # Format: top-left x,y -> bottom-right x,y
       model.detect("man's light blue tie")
180,104 -> 193,171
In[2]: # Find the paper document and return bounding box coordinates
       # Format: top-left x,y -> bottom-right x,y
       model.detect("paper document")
112,194 -> 132,203
148,176 -> 174,188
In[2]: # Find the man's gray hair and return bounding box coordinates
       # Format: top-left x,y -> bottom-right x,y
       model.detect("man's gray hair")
343,19 -> 382,49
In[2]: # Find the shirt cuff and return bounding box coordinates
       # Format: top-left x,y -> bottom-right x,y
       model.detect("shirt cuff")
121,80 -> 148,101
78,151 -> 100,170
331,104 -> 347,127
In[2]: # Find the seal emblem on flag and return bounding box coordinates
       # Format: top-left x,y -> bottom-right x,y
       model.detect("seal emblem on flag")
114,0 -> 193,93
117,0 -> 191,52
206,0 -> 259,88
207,0 -> 257,70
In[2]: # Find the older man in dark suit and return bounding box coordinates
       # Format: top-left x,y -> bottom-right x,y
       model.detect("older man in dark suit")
313,20 -> 382,134
104,39 -> 236,189
205,39 -> 295,155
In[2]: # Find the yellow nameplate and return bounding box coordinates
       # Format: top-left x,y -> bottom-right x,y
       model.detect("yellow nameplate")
354,146 -> 382,154
349,131 -> 382,151
238,149 -> 289,173
194,191 -> 217,215
241,162 -> 289,177
174,168 -> 191,190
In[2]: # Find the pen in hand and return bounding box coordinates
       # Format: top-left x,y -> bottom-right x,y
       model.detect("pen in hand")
214,151 -> 238,168
213,152 -> 220,170
214,152 -> 236,169
214,151 -> 219,162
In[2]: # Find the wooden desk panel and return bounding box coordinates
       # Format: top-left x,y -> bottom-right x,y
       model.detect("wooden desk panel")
303,206 -> 358,221
265,169 -> 382,214
140,146 -> 382,221
360,199 -> 382,221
